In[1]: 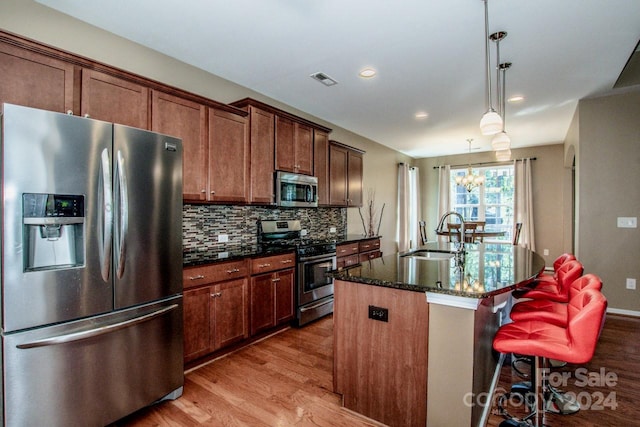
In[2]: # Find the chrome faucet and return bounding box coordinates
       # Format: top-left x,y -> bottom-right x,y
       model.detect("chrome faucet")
436,211 -> 466,252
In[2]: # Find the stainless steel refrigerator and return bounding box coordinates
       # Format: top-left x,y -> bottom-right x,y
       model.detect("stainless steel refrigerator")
1,103 -> 184,426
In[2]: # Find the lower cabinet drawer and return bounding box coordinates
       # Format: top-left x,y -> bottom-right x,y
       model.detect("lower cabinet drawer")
337,254 -> 359,269
183,259 -> 248,289
250,252 -> 296,275
359,251 -> 382,262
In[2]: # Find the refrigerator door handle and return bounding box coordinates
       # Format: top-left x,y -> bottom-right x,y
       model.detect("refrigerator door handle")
16,304 -> 179,349
100,148 -> 114,282
115,150 -> 129,279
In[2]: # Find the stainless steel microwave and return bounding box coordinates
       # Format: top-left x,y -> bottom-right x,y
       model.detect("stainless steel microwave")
275,171 -> 318,208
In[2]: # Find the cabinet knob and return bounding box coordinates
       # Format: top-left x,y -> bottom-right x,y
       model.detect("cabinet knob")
210,190 -> 215,195
188,275 -> 205,280
201,189 -> 206,193
258,263 -> 272,268
66,110 -> 74,115
210,292 -> 222,298
226,268 -> 240,274
271,277 -> 281,282
281,259 -> 293,264
83,113 -> 90,118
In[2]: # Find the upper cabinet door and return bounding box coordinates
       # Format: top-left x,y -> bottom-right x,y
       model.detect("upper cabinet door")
313,130 -> 329,205
329,144 -> 349,206
295,123 -> 313,175
347,150 -> 363,207
208,108 -> 249,203
151,91 -> 207,201
81,69 -> 149,129
0,41 -> 75,114
275,116 -> 296,172
249,107 -> 275,204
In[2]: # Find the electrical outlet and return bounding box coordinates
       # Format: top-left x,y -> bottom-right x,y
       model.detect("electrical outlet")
617,217 -> 637,228
626,278 -> 636,290
330,227 -> 337,233
368,305 -> 389,322
543,249 -> 549,256
300,229 -> 308,236
218,234 -> 228,243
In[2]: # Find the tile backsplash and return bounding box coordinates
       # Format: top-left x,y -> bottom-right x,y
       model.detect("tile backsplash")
183,204 -> 347,251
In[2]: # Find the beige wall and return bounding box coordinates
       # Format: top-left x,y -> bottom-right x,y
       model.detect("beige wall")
415,144 -> 571,266
0,0 -> 411,256
576,86 -> 640,313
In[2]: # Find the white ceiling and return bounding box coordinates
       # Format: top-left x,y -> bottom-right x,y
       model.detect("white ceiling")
37,0 -> 640,158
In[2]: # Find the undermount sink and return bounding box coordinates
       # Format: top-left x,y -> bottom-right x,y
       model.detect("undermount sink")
402,250 -> 455,260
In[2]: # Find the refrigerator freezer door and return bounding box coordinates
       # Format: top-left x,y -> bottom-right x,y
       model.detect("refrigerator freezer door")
2,104 -> 114,332
2,297 -> 184,427
113,125 -> 183,309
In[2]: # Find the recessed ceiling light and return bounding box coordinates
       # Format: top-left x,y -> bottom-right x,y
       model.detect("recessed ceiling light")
508,95 -> 525,103
359,68 -> 377,78
415,112 -> 429,119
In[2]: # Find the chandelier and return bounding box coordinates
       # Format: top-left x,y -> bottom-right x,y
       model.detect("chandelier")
455,139 -> 485,192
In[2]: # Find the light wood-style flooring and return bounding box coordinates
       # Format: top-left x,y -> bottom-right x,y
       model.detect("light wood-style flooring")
116,314 -> 640,427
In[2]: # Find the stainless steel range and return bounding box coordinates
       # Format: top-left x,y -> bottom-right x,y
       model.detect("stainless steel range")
259,220 -> 336,326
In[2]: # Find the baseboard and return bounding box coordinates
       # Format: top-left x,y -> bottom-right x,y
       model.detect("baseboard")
607,307 -> 640,317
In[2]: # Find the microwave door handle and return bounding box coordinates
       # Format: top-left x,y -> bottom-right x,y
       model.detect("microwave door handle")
307,184 -> 313,202
99,149 -> 113,282
115,150 -> 129,279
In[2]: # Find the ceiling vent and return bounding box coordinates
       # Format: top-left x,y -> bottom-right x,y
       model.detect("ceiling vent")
310,72 -> 338,87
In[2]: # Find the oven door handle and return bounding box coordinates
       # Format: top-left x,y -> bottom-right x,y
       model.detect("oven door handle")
299,253 -> 337,263
299,298 -> 334,312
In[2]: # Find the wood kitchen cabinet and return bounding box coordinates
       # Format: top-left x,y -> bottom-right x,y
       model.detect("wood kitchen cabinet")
183,260 -> 249,363
275,116 -> 313,175
336,242 -> 360,269
336,238 -> 381,269
151,91 -> 207,201
359,238 -> 382,262
0,40 -> 75,114
250,252 -> 296,336
208,108 -> 250,203
247,105 -> 276,204
329,141 -> 364,207
81,69 -> 149,129
314,129 -> 330,206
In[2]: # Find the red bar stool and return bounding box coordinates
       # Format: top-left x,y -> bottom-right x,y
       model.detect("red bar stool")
512,259 -> 583,302
536,253 -> 576,283
510,274 -> 603,325
493,289 -> 607,426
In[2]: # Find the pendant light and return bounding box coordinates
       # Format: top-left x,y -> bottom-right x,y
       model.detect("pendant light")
492,62 -> 512,151
489,30 -> 511,150
479,0 -> 503,135
455,139 -> 485,192
495,148 -> 512,161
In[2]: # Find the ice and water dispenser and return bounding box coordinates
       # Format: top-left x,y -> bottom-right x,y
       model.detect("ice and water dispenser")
23,193 -> 85,271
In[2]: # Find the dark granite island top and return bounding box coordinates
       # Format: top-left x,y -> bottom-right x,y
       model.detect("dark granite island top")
331,242 -> 546,426
330,241 -> 545,303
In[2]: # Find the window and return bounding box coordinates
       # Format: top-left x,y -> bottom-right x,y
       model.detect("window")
450,165 -> 514,243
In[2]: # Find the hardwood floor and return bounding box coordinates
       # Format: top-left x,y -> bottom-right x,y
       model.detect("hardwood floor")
115,314 -> 640,427
114,315 -> 380,427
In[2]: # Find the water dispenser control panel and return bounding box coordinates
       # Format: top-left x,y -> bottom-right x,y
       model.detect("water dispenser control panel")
23,193 -> 84,222
23,193 -> 85,271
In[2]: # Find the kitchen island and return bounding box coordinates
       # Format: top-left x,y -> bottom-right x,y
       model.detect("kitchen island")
330,242 -> 545,427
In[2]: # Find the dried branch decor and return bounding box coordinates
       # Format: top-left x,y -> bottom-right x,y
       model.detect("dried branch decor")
358,188 -> 385,237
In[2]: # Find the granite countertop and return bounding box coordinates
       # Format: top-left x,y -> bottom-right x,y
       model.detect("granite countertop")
183,245 -> 294,267
183,235 -> 381,267
330,242 -> 545,299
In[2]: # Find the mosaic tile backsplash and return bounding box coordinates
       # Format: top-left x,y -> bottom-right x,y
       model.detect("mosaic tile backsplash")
183,205 -> 347,252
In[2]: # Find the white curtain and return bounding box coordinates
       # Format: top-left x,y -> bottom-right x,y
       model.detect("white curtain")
514,158 -> 535,250
397,164 -> 421,252
437,165 -> 451,242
